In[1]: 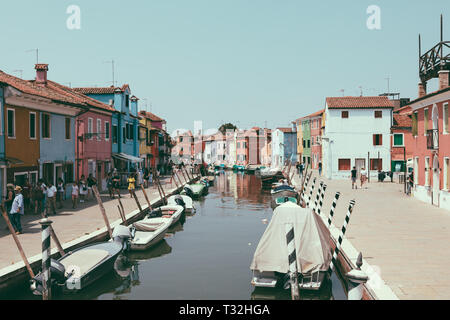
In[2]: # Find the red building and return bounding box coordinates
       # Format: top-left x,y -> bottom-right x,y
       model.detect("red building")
390,106 -> 414,174
309,109 -> 324,170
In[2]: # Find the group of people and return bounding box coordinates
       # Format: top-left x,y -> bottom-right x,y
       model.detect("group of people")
295,161 -> 323,177
351,167 -> 368,189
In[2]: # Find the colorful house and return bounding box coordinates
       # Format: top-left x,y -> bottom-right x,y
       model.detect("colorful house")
391,106 -> 413,174
301,118 -> 311,165
172,130 -> 194,164
271,127 -> 297,168
294,118 -> 303,163
74,85 -> 142,172
138,111 -> 169,170
310,109 -> 324,170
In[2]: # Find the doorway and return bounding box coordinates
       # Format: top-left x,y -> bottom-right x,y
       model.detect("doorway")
433,155 -> 440,206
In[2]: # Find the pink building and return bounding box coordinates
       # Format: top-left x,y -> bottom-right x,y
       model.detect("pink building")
172,130 -> 194,164
309,109 -> 324,169
75,98 -> 115,190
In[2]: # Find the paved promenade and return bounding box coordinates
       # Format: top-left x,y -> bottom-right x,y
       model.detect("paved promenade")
292,170 -> 450,300
0,176 -> 181,270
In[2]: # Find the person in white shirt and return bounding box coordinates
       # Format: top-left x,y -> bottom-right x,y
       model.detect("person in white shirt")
46,182 -> 57,216
360,167 -> 367,189
10,186 -> 24,234
71,181 -> 79,209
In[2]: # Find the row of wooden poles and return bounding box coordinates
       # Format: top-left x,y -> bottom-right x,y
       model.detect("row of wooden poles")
1,165 -> 200,300
279,162 -> 357,300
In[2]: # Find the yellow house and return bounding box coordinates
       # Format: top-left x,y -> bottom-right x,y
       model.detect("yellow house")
138,111 -> 153,168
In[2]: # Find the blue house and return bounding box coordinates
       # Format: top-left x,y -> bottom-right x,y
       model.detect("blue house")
74,84 -> 142,172
272,127 -> 297,168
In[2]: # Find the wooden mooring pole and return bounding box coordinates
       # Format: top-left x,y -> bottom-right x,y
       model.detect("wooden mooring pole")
131,190 -> 144,215
1,206 -> 35,278
49,226 -> 65,257
140,185 -> 153,211
92,185 -> 113,239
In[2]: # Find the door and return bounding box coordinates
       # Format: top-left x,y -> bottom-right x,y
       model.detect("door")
355,159 -> 366,178
433,155 -> 440,206
43,163 -> 54,185
55,165 -> 63,184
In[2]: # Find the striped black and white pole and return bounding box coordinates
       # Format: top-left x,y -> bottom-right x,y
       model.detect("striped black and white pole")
328,200 -> 356,275
327,192 -> 341,228
317,184 -> 327,215
285,223 -> 300,300
306,177 -> 317,208
40,218 -> 53,300
300,174 -> 311,204
313,182 -> 323,213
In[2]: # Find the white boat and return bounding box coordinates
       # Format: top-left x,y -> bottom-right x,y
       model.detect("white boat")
129,205 -> 184,251
167,195 -> 195,213
250,202 -> 332,291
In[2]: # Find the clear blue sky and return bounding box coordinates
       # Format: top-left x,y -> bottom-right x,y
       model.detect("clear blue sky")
0,0 -> 448,135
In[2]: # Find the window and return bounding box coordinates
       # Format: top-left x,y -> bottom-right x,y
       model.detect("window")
424,109 -> 429,135
412,112 -> 418,136
338,159 -> 351,171
42,113 -> 51,139
7,109 -> 15,138
96,119 -> 101,141
237,142 -> 240,149
444,103 -> 449,134
65,117 -> 71,140
88,118 -> 93,140
393,133 -> 404,146
125,95 -> 130,107
302,140 -> 306,148
370,159 -> 382,171
112,125 -> 118,143
375,110 -> 382,118
29,112 -> 36,139
307,140 -> 310,148
123,127 -> 126,143
341,111 -> 349,119
373,134 -> 383,146
414,157 -> 419,184
105,122 -> 110,140
425,157 -> 430,186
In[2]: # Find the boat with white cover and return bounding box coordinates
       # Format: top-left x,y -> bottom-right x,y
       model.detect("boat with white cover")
167,195 -> 195,213
250,202 -> 332,291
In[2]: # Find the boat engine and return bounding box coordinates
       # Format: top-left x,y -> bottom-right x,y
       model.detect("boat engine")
112,225 -> 133,251
173,195 -> 186,209
30,259 -> 67,295
147,207 -> 163,218
184,186 -> 194,198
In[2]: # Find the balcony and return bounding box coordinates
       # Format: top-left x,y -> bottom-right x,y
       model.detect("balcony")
427,129 -> 439,150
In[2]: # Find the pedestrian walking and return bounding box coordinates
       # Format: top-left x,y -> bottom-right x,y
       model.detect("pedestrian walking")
79,175 -> 88,203
56,178 -> 65,209
407,170 -> 414,196
4,183 -> 15,214
22,178 -> 31,214
87,174 -> 97,200
112,169 -> 121,198
71,181 -> 79,208
351,166 -> 357,189
106,172 -> 114,199
127,173 -> 136,198
9,186 -> 24,234
39,179 -> 48,215
32,182 -> 43,215
360,167 -> 367,189
143,167 -> 150,188
318,162 -> 322,176
46,182 -> 57,215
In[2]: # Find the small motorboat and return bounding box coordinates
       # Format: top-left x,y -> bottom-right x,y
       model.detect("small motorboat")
129,218 -> 172,251
182,183 -> 207,199
250,202 -> 332,291
167,195 -> 195,213
270,184 -> 298,209
30,225 -> 132,295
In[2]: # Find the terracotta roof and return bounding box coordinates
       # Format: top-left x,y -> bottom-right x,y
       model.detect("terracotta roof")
138,110 -> 165,122
326,96 -> 394,109
276,127 -> 292,133
74,84 -> 130,95
393,114 -> 412,128
396,105 -> 412,115
0,70 -> 113,112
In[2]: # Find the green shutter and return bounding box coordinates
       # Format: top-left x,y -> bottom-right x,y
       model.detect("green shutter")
394,134 -> 403,146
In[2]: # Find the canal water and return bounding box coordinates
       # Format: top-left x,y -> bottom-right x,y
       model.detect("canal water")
7,171 -> 347,300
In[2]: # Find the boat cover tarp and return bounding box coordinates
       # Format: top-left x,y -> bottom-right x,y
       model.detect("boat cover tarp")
133,221 -> 165,232
250,202 -> 331,275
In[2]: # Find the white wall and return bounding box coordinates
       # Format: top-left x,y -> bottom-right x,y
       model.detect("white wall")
323,107 -> 392,180
272,130 -> 284,168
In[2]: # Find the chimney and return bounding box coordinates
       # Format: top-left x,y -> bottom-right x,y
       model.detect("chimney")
418,81 -> 427,98
438,70 -> 449,90
35,64 -> 48,85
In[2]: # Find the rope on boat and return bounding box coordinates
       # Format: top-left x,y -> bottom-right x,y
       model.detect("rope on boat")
328,199 -> 356,275
327,192 -> 341,228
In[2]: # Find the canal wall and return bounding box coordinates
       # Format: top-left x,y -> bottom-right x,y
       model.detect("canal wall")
0,175 -> 200,296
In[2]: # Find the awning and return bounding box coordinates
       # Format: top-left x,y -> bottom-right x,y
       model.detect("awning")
112,153 -> 144,163
0,157 -> 24,166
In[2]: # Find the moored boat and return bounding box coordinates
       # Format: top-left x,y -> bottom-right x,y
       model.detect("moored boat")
182,183 -> 207,199
167,195 -> 195,213
270,185 -> 298,209
250,202 -> 332,291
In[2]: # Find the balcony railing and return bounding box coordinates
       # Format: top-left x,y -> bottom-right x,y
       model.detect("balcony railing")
427,129 -> 439,150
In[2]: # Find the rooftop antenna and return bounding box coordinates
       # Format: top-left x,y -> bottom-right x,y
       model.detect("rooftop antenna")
26,49 -> 39,64
103,60 -> 115,86
385,76 -> 390,95
13,70 -> 23,79
358,86 -> 363,96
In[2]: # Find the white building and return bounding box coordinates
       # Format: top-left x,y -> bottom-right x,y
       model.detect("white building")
322,96 -> 394,180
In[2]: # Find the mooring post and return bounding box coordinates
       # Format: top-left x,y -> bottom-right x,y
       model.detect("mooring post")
140,185 -> 153,211
49,226 -> 65,257
300,172 -> 311,206
92,185 -> 113,239
40,218 -> 52,300
117,205 -> 126,224
172,172 -> 179,189
313,182 -> 323,213
1,205 -> 35,278
180,168 -> 187,183
131,190 -> 144,215
115,190 -> 126,223
285,223 -> 300,300
327,192 -> 341,228
317,184 -> 327,215
346,252 -> 369,300
328,200 -> 356,275
306,177 -> 317,208
175,170 -> 183,187
158,176 -> 167,205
